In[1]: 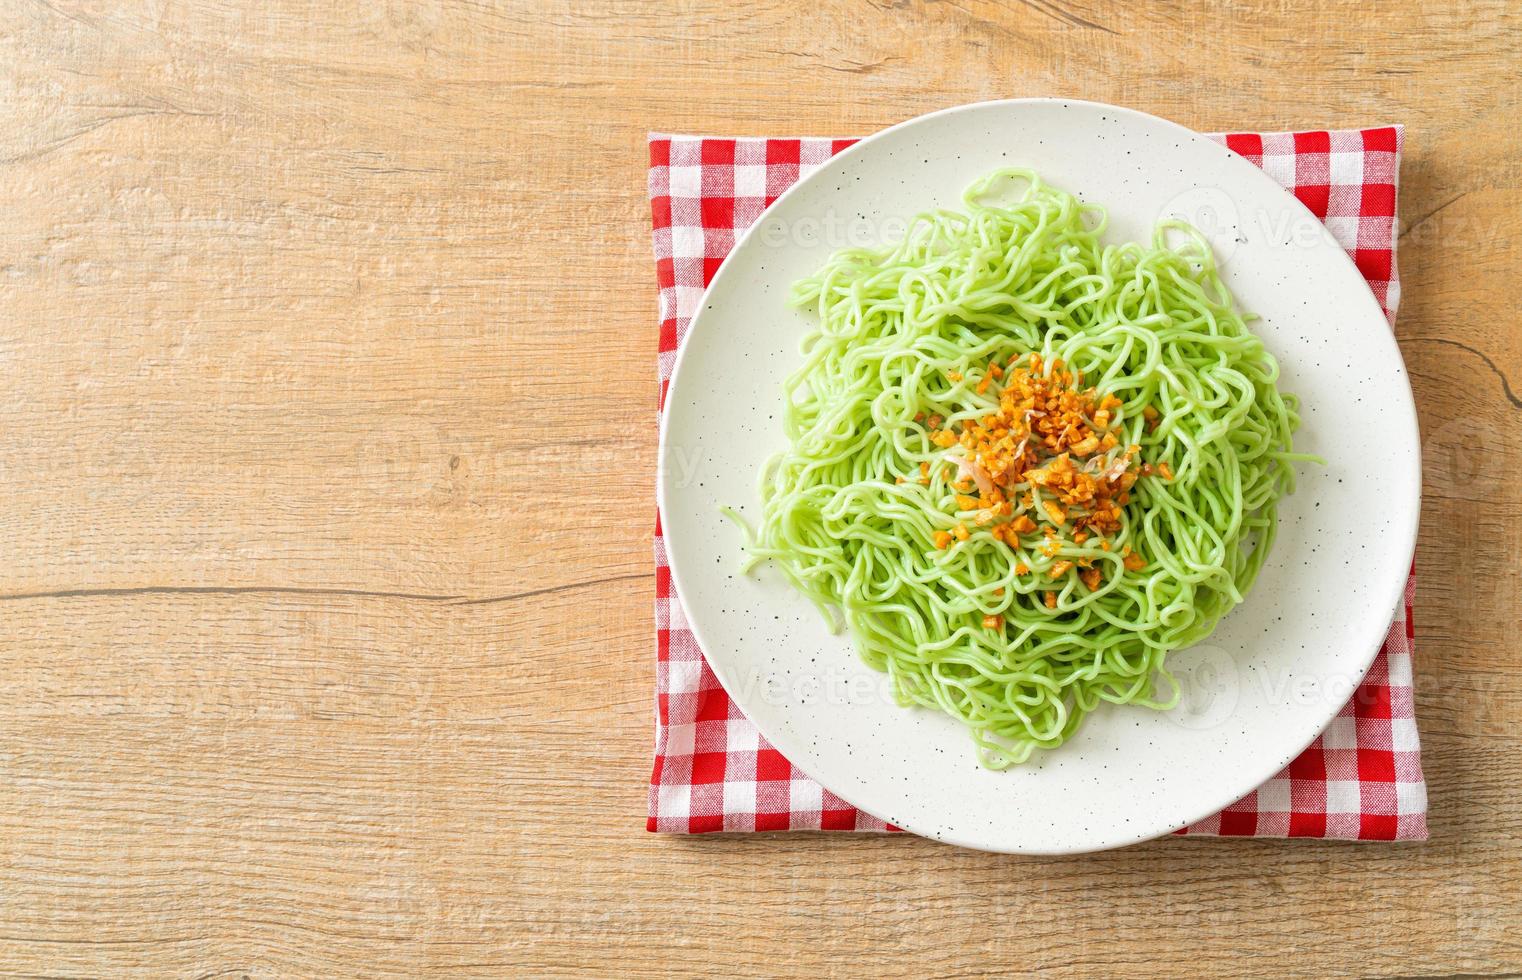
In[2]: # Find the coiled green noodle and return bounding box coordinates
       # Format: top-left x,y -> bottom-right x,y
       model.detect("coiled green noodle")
737,169 -> 1312,767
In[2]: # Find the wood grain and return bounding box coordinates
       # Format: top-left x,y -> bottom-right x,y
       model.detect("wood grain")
0,0 -> 1518,976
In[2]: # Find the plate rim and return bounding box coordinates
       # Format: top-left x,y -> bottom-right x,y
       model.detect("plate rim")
655,98 -> 1422,854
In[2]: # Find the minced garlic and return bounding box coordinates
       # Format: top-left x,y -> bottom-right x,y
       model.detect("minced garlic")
933,353 -> 1155,588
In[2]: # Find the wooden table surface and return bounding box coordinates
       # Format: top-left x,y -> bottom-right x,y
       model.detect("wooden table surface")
2,1 -> 1519,976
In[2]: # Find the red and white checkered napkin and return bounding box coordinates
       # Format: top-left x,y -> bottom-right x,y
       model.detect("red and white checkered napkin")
648,126 -> 1428,841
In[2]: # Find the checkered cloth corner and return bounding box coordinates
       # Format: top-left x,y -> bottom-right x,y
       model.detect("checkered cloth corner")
649,124 -> 1427,841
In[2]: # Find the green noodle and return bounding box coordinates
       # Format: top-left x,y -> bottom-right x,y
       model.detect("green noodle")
737,169 -> 1313,767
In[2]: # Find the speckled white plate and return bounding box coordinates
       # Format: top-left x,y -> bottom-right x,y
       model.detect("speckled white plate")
657,99 -> 1420,854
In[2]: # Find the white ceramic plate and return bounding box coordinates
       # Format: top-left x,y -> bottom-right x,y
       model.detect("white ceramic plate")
657,99 -> 1420,854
